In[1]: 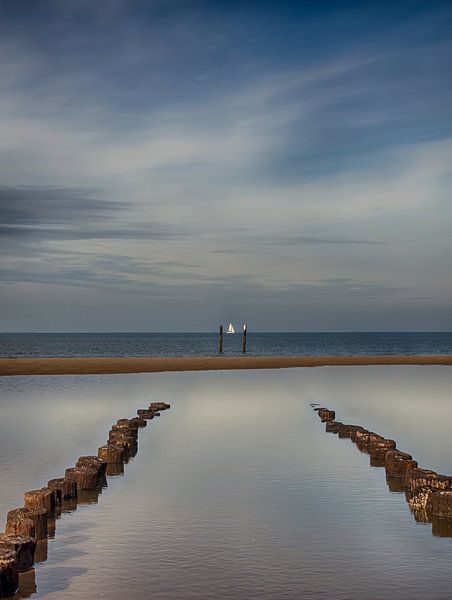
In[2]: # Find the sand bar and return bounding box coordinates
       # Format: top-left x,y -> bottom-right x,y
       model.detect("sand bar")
1,355 -> 452,376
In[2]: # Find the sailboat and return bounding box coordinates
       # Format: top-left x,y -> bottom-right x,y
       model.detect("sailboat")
226,322 -> 235,334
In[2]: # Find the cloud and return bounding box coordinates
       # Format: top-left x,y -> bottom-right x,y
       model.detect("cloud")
256,235 -> 386,246
0,186 -> 120,226
0,1 -> 451,330
0,186 -> 182,241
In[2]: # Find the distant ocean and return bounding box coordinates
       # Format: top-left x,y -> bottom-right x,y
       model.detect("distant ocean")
1,332 -> 451,358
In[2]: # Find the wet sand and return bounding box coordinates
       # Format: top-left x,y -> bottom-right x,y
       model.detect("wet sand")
0,354 -> 452,376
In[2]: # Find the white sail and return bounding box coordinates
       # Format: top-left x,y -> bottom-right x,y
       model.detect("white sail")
227,322 -> 235,334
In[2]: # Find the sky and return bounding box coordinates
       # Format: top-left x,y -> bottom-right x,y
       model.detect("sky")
0,0 -> 451,332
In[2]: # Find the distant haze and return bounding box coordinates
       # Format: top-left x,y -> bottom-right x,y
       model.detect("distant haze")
1,1 -> 451,332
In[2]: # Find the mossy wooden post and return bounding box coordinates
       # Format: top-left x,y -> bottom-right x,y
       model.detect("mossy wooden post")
242,323 -> 247,353
219,324 -> 223,353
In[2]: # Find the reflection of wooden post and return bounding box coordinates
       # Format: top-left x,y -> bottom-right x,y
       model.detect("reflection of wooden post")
0,549 -> 18,596
219,325 -> 223,353
242,323 -> 247,353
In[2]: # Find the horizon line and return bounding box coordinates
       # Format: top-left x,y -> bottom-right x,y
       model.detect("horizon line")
1,331 -> 452,335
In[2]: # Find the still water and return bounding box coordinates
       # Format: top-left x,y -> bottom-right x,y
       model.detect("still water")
1,366 -> 452,599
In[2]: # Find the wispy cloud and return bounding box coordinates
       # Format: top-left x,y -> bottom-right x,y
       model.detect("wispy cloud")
0,1 -> 451,330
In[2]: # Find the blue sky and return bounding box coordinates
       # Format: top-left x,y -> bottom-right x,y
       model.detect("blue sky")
0,0 -> 451,331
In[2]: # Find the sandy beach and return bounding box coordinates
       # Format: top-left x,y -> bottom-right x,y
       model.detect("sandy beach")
1,354 -> 451,376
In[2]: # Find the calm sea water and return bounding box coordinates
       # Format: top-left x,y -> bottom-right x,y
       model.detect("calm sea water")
1,331 -> 452,357
1,367 -> 452,599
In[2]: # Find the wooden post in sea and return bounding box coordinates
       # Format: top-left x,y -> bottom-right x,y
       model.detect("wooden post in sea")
219,324 -> 223,353
242,323 -> 247,353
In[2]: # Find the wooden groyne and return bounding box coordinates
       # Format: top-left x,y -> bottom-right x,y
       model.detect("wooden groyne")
0,402 -> 171,597
312,405 -> 452,536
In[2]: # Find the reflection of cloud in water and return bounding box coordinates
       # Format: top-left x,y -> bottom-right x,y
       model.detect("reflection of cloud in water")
2,367 -> 452,598
31,567 -> 88,600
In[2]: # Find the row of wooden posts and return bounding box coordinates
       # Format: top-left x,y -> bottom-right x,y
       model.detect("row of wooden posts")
0,402 -> 171,598
218,323 -> 247,353
313,405 -> 452,537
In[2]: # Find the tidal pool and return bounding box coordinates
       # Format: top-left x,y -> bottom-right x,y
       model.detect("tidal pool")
1,366 -> 452,599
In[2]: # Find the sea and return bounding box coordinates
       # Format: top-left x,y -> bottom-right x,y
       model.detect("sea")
1,366 -> 452,599
1,331 -> 452,357
2,332 -> 452,599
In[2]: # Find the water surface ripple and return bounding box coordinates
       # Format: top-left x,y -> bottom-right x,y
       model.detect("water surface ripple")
1,331 -> 452,357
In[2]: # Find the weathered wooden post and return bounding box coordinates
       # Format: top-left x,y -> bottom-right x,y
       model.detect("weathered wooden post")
337,423 -> 363,438
325,421 -> 342,433
149,402 -> 170,411
130,416 -> 147,428
6,508 -> 48,540
76,456 -> 107,476
65,467 -> 99,490
0,389 -> 176,596
0,535 -> 36,572
98,444 -> 125,464
115,419 -> 139,430
318,409 -> 335,422
47,478 -> 77,501
219,324 -> 224,353
109,429 -> 138,450
356,432 -> 384,452
242,323 -> 247,353
24,488 -> 57,517
137,409 -> 156,419
368,438 -> 397,460
384,450 -> 417,479
406,468 -> 438,516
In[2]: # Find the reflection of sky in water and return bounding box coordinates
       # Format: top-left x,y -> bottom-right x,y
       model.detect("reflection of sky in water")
1,367 -> 452,599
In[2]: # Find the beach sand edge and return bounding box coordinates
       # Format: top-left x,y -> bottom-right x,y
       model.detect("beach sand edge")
1,355 -> 452,376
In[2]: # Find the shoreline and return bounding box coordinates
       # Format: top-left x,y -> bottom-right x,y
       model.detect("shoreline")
1,354 -> 452,376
